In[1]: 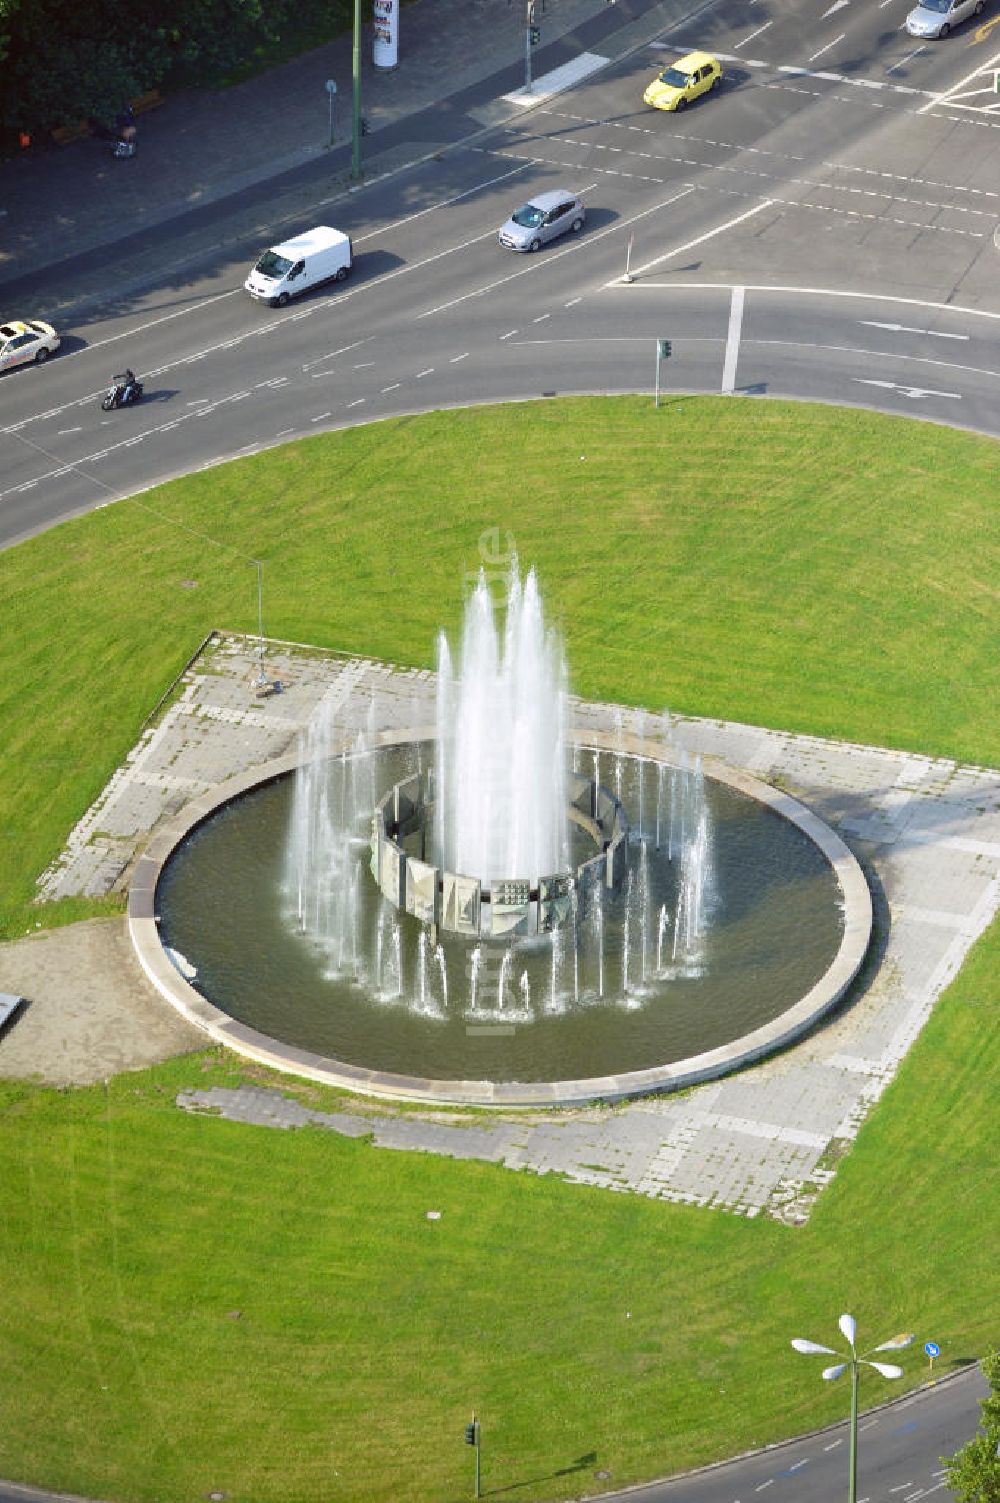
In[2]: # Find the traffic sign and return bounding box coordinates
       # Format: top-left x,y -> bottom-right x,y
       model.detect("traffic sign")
925,1341 -> 940,1357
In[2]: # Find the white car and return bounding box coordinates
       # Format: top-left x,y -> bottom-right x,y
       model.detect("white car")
0,318 -> 61,373
905,0 -> 984,37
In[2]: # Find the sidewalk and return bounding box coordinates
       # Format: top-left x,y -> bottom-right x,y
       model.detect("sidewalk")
0,0 -> 676,303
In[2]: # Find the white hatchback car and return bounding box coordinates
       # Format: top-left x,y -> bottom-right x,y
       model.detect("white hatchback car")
905,0 -> 984,37
0,318 -> 61,373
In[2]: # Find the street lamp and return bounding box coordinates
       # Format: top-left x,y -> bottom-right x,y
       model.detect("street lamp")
791,1314 -> 914,1503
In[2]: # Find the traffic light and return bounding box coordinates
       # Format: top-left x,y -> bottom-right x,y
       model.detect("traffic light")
530,24 -> 540,44
464,1421 -> 477,1446
658,339 -> 672,360
360,116 -> 369,135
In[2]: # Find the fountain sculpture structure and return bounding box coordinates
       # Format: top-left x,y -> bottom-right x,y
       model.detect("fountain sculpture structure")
145,557 -> 866,1103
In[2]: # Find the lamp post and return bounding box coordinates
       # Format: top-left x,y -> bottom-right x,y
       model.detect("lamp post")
791,1315 -> 914,1503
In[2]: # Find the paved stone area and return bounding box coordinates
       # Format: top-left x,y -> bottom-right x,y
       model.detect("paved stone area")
5,630 -> 1000,1219
0,918 -> 203,1085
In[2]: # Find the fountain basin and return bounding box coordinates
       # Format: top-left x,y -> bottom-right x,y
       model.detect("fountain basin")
130,726 -> 872,1108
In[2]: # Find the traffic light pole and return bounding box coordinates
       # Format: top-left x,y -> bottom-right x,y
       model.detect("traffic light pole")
464,1413 -> 481,1499
654,337 -> 672,407
351,0 -> 361,179
525,0 -> 533,92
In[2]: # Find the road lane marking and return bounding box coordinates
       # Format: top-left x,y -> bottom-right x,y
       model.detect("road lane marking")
418,185 -> 691,320
721,285 -> 745,394
887,47 -> 926,74
415,368 -> 434,378
301,339 -> 369,372
736,20 -> 772,47
917,43 -> 1000,112
622,199 -> 774,280
450,352 -> 470,362
809,33 -> 845,63
350,161 -> 537,245
861,321 -> 970,339
500,330 -> 519,340
310,412 -> 332,422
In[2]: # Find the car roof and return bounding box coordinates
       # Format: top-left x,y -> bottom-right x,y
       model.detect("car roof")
522,188 -> 579,210
672,50 -> 719,71
0,321 -> 30,338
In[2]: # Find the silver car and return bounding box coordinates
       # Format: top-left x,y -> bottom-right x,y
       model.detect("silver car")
498,189 -> 586,252
905,0 -> 984,37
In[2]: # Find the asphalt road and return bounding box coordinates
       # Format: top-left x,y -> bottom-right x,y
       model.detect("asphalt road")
1,2 -> 997,1500
6,0 -> 1000,548
600,1365 -> 990,1503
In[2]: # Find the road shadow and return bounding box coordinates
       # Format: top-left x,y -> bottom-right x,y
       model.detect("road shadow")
479,1450 -> 600,1497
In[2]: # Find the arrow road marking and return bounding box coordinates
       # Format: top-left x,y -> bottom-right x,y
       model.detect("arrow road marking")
854,378 -> 961,400
861,321 -> 969,340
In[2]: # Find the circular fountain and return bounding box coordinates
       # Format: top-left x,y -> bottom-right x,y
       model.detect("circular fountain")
131,564 -> 873,1107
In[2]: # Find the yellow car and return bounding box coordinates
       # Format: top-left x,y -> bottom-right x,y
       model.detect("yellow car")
0,318 -> 61,373
643,50 -> 722,111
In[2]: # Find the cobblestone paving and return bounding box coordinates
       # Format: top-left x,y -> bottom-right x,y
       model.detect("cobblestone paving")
37,633 -> 1000,1220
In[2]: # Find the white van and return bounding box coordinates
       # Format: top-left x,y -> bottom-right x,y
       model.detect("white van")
244,226 -> 353,307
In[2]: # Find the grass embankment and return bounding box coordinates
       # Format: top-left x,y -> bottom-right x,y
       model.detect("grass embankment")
1,397 -> 999,1502
3,396 -> 998,939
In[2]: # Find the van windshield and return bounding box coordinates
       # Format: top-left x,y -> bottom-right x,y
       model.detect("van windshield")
255,250 -> 292,279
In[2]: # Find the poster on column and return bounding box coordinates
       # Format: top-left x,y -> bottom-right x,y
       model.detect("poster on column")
373,0 -> 398,70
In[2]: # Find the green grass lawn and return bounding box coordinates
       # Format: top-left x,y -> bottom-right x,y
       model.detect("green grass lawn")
1,396 -> 999,1502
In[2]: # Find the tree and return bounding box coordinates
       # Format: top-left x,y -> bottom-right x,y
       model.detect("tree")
944,1351 -> 1000,1503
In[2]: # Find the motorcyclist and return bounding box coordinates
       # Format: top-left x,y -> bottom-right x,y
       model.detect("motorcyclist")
121,368 -> 136,403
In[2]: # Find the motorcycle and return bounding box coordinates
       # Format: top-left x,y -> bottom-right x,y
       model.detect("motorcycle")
101,375 -> 144,410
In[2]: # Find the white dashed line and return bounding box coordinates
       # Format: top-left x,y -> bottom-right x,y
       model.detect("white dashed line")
500,330 -> 519,340
736,20 -> 773,46
415,368 -> 434,378
381,383 -> 401,393
808,33 -> 845,63
450,353 -> 470,362
310,412 -> 332,423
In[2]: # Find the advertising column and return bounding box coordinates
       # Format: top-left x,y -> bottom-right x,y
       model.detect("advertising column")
373,0 -> 398,70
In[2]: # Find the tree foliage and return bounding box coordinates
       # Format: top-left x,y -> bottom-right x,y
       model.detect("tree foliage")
944,1352 -> 1000,1503
0,0 -> 307,132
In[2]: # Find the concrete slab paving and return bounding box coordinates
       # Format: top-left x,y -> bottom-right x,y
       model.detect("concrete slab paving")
4,630 -> 1000,1223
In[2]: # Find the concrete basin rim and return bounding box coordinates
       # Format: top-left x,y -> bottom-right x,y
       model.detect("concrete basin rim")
128,719 -> 873,1108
